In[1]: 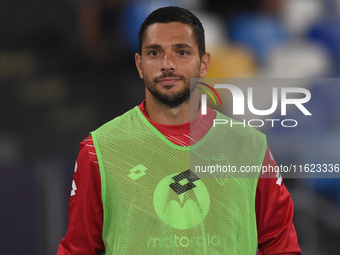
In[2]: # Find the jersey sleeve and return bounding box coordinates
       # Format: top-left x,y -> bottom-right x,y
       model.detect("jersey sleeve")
256,147 -> 301,254
57,136 -> 104,255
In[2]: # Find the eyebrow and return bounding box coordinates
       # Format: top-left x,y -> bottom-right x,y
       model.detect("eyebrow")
144,44 -> 162,50
144,43 -> 193,50
173,43 -> 193,49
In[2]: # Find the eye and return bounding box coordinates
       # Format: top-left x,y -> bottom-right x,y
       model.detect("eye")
149,50 -> 158,56
179,50 -> 188,56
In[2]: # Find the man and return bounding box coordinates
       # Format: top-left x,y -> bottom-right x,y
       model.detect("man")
58,6 -> 301,254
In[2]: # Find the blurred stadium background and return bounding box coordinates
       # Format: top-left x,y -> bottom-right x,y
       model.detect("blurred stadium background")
0,0 -> 339,254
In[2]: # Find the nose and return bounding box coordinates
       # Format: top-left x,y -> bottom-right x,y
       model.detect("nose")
161,53 -> 175,73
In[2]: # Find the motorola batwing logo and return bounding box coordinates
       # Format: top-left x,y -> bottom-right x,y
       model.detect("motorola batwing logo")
153,170 -> 210,229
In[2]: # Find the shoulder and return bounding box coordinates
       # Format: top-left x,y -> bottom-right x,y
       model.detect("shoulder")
79,136 -> 98,165
74,136 -> 100,184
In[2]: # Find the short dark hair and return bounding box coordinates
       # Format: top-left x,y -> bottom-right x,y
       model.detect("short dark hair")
138,6 -> 206,58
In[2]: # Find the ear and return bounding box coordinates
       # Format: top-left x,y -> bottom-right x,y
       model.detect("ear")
135,53 -> 144,79
199,52 -> 211,78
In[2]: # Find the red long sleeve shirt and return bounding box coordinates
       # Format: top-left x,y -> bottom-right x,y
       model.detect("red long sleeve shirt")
58,102 -> 301,254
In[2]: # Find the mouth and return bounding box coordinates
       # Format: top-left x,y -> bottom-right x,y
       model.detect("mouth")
158,78 -> 181,86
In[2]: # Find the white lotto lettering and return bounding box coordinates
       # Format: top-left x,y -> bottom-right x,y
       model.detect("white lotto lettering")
71,180 -> 77,196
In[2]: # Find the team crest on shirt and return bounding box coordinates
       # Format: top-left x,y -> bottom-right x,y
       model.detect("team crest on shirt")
207,154 -> 231,185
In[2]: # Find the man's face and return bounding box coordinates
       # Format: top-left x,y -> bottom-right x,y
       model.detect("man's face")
135,22 -> 210,108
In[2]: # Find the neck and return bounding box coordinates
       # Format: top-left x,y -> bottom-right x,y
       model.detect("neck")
144,90 -> 200,125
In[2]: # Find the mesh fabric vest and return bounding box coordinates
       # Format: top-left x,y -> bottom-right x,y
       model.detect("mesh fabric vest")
91,106 -> 267,255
